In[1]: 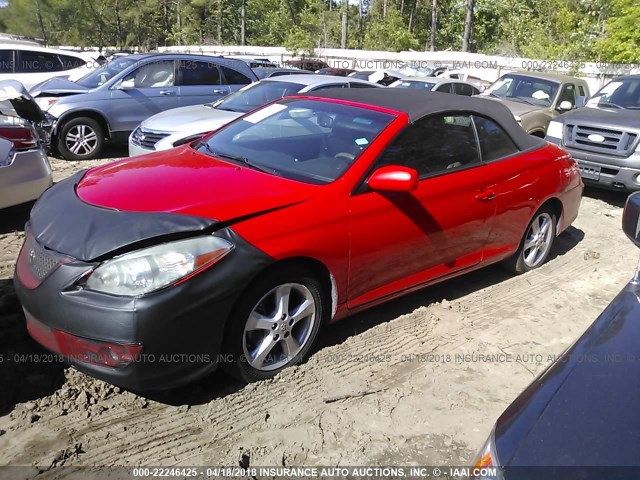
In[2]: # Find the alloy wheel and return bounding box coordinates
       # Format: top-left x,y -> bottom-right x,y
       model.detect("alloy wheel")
523,212 -> 554,268
242,282 -> 317,371
65,124 -> 98,156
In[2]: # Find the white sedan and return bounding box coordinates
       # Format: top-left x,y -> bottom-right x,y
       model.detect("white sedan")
128,74 -> 381,157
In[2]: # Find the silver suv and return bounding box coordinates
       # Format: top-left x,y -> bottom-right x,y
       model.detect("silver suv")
30,53 -> 258,160
546,75 -> 640,191
482,71 -> 590,137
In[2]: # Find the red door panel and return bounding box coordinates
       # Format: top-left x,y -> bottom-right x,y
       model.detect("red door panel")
481,148 -> 561,260
348,164 -> 497,308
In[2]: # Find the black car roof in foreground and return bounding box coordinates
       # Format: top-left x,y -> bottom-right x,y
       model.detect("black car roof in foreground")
305,88 -> 543,151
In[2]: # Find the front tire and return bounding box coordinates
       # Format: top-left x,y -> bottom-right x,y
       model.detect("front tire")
222,266 -> 325,383
57,117 -> 105,160
505,206 -> 557,273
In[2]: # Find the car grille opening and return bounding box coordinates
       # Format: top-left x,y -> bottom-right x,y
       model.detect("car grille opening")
131,127 -> 171,149
564,123 -> 639,157
16,232 -> 71,288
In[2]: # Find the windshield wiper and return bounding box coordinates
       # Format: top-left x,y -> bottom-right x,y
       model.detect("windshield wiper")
510,96 -> 536,106
204,147 -> 280,176
598,102 -> 624,109
215,106 -> 240,112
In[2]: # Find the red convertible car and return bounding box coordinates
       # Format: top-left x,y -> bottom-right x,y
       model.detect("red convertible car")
14,89 -> 582,389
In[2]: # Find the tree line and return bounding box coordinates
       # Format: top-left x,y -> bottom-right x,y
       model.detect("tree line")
0,0 -> 638,63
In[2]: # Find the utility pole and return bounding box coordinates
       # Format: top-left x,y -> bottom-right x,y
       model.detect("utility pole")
341,0 -> 348,49
462,0 -> 474,52
240,0 -> 246,45
34,0 -> 48,45
429,0 -> 437,51
358,0 -> 364,49
341,12 -> 348,49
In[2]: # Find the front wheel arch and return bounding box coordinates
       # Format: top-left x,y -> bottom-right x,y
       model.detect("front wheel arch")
55,111 -> 111,140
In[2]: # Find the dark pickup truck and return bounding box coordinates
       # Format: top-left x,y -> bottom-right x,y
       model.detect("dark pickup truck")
546,74 -> 640,191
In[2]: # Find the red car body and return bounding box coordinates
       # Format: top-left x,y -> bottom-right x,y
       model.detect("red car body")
77,97 -> 581,319
15,89 -> 583,388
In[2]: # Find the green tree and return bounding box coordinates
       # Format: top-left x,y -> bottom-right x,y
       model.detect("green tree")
596,0 -> 640,63
364,2 -> 419,51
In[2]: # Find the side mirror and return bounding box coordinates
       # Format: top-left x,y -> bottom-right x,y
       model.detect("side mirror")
576,96 -> 587,108
558,100 -> 573,111
367,165 -> 418,192
623,192 -> 640,248
114,78 -> 135,90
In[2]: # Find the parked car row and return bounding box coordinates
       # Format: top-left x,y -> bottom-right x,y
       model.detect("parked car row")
0,51 -> 483,161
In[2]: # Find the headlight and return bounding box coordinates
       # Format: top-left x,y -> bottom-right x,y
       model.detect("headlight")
469,426 -> 503,479
35,97 -> 59,111
130,126 -> 143,145
546,120 -> 564,140
85,236 -> 234,296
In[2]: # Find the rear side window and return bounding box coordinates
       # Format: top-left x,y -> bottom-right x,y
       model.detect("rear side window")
435,83 -> 453,94
179,60 -> 221,85
16,51 -> 63,72
349,82 -> 376,89
312,84 -> 347,91
454,83 -> 475,96
220,66 -> 252,85
0,50 -> 13,73
58,54 -> 86,70
472,116 -> 519,162
578,85 -> 586,97
378,113 -> 480,178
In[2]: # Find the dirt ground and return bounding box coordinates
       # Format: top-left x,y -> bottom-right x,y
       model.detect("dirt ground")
0,155 -> 636,475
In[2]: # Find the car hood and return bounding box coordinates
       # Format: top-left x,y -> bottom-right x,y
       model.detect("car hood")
29,77 -> 91,97
556,105 -> 640,130
0,80 -> 46,123
141,104 -> 242,134
496,283 -> 640,467
482,96 -> 542,116
77,145 -> 317,220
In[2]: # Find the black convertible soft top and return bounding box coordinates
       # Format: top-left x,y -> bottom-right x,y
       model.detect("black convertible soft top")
305,88 -> 545,151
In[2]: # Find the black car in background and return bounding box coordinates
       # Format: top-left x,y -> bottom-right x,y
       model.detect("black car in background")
472,192 -> 640,480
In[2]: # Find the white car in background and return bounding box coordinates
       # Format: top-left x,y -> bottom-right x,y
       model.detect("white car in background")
390,77 -> 481,96
0,45 -> 99,90
129,74 -> 381,156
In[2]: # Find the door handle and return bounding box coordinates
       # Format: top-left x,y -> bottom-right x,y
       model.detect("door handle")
212,89 -> 226,95
475,190 -> 496,202
159,90 -> 176,96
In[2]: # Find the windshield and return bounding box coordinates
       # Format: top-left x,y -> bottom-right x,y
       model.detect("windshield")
483,74 -> 560,107
198,98 -> 395,184
75,57 -> 140,88
213,81 -> 305,113
391,80 -> 436,90
586,78 -> 640,109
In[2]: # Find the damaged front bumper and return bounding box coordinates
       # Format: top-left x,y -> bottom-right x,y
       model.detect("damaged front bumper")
13,172 -> 274,390
37,112 -> 58,149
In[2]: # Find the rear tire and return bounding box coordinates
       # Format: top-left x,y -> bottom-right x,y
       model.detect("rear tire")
504,206 -> 557,274
57,117 -> 105,160
222,266 -> 325,383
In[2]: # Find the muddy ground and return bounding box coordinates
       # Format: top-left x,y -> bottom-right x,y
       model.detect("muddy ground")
0,155 -> 635,475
